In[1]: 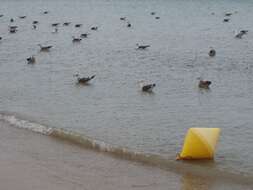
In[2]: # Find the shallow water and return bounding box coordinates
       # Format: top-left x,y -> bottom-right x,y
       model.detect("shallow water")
1,0 -> 253,177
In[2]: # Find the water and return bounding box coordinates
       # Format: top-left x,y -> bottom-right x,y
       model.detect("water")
1,0 -> 253,178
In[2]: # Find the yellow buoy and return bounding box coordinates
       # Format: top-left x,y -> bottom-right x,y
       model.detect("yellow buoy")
177,128 -> 221,160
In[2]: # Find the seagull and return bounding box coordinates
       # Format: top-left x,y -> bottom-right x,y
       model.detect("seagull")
63,22 -> 71,26
138,81 -> 156,92
72,36 -> 82,42
38,44 -> 53,51
27,56 -> 36,64
208,49 -> 216,57
136,43 -> 150,50
74,74 -> 95,84
198,80 -> 212,89
91,26 -> 98,31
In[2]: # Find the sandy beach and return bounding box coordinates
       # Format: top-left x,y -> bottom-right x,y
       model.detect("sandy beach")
0,120 -> 251,190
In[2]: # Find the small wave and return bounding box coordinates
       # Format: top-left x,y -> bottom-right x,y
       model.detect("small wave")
0,112 -> 253,185
0,113 -> 53,134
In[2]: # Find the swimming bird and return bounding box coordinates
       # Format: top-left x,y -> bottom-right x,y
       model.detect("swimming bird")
208,49 -> 216,57
136,43 -> 150,50
9,25 -> 18,29
38,44 -> 53,51
120,17 -> 126,21
127,22 -> 131,27
138,81 -> 156,92
223,18 -> 229,22
198,80 -> 212,89
91,26 -> 98,31
9,26 -> 18,33
27,56 -> 36,64
75,74 -> 95,84
155,16 -> 160,19
225,12 -> 232,16
0,37 -> 2,41
63,22 -> 71,26
52,27 -> 58,33
33,24 -> 37,29
0,14 -> 4,17
151,12 -> 156,15
52,23 -> 60,27
80,33 -> 89,38
75,24 -> 82,28
72,36 -> 82,42
33,21 -> 39,24
235,30 -> 248,39
43,11 -> 49,14
19,16 -> 26,19
10,18 -> 14,22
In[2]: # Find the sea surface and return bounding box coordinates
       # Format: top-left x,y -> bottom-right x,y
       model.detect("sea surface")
1,0 -> 253,180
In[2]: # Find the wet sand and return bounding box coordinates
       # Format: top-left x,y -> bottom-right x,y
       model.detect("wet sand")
0,120 -> 251,190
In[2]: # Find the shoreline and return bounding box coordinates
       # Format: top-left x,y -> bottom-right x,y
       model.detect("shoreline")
0,120 -> 252,189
